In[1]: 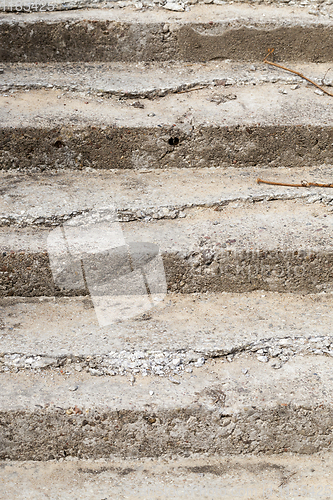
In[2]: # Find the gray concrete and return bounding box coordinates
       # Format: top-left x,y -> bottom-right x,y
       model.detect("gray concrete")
2,0 -> 333,473
1,5 -> 333,63
1,356 -> 333,459
1,453 -> 333,499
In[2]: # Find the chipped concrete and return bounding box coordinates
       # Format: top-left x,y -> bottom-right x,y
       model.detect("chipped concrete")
1,166 -> 333,227
1,61 -> 333,96
1,291 -> 333,366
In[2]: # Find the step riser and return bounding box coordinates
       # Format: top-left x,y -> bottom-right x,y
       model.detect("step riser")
1,23 -> 333,63
2,126 -> 333,170
1,405 -> 331,460
1,249 -> 332,296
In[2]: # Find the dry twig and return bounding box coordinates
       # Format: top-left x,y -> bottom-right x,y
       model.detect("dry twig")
257,178 -> 333,188
263,48 -> 333,97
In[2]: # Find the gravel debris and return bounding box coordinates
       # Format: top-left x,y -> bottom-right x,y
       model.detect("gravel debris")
2,335 -> 333,377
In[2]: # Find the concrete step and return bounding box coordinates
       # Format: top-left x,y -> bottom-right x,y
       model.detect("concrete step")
1,199 -> 333,296
1,166 -> 333,226
1,84 -> 333,170
1,290 -> 333,364
1,5 -> 333,63
1,355 -> 333,459
2,61 -> 333,96
2,453 -> 333,499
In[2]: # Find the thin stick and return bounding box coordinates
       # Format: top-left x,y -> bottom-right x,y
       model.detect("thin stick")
263,48 -> 333,97
257,178 -> 333,188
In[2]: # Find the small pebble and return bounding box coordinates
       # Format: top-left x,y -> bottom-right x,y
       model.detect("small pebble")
194,357 -> 205,367
314,89 -> 324,96
257,355 -> 269,363
169,376 -> 181,384
149,390 -> 154,396
163,2 -> 184,11
68,385 -> 78,392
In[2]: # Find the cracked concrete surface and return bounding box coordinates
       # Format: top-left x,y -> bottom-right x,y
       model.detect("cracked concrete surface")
0,291 -> 333,363
1,61 -> 333,96
1,166 -> 333,227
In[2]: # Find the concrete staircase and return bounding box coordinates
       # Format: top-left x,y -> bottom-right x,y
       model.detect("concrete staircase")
1,1 -> 333,497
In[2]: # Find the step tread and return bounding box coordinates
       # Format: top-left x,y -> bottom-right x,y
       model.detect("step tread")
1,355 -> 332,411
1,85 -> 332,128
1,291 -> 332,357
1,454 -> 333,500
1,199 -> 331,252
1,167 -> 333,225
2,61 -> 333,94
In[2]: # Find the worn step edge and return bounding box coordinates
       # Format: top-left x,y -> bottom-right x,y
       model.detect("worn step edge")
1,5 -> 333,63
1,355 -> 333,459
1,291 -> 333,366
2,61 -> 333,97
1,166 -> 333,227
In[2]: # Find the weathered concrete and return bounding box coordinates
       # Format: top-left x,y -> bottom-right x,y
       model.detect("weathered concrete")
1,166 -> 333,227
0,356 -> 333,459
0,291 -> 333,366
1,85 -> 333,170
1,199 -> 333,295
2,61 -> 333,96
1,5 -> 333,63
1,453 -> 333,499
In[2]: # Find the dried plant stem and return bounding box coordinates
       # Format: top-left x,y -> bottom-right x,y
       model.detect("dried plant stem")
257,178 -> 333,188
263,48 -> 333,97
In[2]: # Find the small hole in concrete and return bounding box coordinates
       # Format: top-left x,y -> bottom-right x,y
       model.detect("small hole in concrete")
53,140 -> 64,148
168,137 -> 179,146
